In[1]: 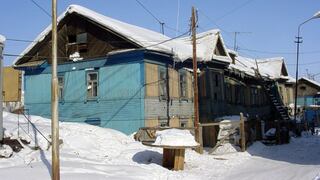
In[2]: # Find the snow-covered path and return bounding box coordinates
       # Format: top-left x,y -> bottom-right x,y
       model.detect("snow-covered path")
223,136 -> 320,180
0,112 -> 319,180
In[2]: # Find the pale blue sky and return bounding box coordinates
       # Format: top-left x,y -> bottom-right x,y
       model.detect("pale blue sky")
0,0 -> 319,80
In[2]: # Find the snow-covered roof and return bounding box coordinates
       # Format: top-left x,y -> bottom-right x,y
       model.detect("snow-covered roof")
229,55 -> 292,80
229,55 -> 257,77
176,30 -> 231,63
299,77 -> 320,88
14,5 -> 231,65
256,57 -> 288,79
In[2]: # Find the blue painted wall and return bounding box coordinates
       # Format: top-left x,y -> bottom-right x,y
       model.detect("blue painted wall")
24,51 -> 145,134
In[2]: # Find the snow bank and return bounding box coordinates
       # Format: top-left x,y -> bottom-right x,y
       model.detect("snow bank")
213,143 -> 240,154
0,145 -> 13,158
153,129 -> 199,147
265,128 -> 276,136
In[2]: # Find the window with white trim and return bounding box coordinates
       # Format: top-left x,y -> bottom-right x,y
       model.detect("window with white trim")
87,71 -> 98,99
58,76 -> 64,101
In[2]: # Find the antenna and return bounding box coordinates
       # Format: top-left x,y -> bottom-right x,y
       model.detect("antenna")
233,31 -> 251,51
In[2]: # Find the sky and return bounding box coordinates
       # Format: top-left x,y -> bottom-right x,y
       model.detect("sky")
0,0 -> 319,81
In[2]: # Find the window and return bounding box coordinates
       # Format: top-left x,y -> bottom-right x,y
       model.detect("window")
180,119 -> 188,128
300,86 -> 306,90
159,67 -> 168,99
68,35 -> 76,43
215,74 -> 219,87
159,118 -> 168,127
58,76 -> 64,101
87,71 -> 98,99
179,71 -> 187,99
235,85 -> 241,104
250,87 -> 258,105
77,33 -> 87,44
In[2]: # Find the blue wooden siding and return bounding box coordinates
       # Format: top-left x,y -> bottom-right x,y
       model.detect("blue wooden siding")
24,55 -> 145,134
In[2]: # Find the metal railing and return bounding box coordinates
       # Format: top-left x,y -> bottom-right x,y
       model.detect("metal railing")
17,109 -> 51,147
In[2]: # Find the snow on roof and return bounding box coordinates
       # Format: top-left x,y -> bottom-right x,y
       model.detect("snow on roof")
176,29 -> 231,63
0,34 -> 5,44
14,5 -> 231,65
256,57 -> 288,79
229,55 -> 292,80
299,77 -> 320,88
229,55 -> 258,77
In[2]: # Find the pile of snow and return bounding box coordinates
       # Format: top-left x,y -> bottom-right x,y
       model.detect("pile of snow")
153,129 -> 199,147
213,143 -> 240,155
265,128 -> 276,136
69,52 -> 83,61
0,145 -> 13,158
1,111 -> 320,180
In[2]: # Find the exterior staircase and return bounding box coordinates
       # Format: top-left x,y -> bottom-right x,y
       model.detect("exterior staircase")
262,80 -> 290,122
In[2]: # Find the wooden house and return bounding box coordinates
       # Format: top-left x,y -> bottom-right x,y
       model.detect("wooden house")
14,5 -> 228,134
296,77 -> 320,106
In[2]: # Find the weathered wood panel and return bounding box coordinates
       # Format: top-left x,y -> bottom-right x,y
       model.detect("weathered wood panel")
169,117 -> 180,127
17,13 -> 138,66
169,68 -> 179,98
187,71 -> 193,99
145,63 -> 159,97
145,119 -> 158,127
3,67 -> 21,102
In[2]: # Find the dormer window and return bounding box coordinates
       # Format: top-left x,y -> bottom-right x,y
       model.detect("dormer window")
77,33 -> 87,44
68,33 -> 87,44
68,35 -> 76,44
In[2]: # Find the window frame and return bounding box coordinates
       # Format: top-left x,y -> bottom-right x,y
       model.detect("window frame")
58,75 -> 64,102
179,70 -> 188,100
158,66 -> 168,100
86,71 -> 99,100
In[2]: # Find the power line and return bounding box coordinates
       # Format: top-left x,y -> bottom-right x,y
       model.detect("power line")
197,7 -> 261,59
134,0 -> 162,25
286,60 -> 320,66
4,30 -> 191,60
215,0 -> 255,22
30,0 -> 51,18
6,38 -> 38,43
239,47 -> 320,55
134,0 -> 165,34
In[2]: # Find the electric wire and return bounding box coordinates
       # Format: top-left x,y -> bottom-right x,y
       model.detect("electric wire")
30,0 -> 51,18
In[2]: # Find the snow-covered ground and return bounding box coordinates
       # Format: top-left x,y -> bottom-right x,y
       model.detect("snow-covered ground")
0,112 -> 319,180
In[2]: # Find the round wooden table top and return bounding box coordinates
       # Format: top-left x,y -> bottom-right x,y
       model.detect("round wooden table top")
142,141 -> 199,149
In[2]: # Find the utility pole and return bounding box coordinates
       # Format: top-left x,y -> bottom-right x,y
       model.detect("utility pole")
0,35 -> 5,144
191,6 -> 200,152
51,0 -> 60,179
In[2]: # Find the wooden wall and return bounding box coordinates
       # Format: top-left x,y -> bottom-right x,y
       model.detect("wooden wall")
297,80 -> 320,97
144,62 -> 194,128
17,13 -> 138,66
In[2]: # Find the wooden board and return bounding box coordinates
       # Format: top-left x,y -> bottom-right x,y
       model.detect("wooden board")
169,68 -> 179,98
145,63 -> 159,97
3,67 -> 21,102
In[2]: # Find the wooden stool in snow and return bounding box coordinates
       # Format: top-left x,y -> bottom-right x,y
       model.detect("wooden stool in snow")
142,129 -> 199,171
